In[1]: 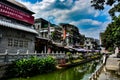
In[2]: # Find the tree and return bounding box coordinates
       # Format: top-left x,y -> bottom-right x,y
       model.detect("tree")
91,0 -> 120,51
100,16 -> 120,51
91,0 -> 120,18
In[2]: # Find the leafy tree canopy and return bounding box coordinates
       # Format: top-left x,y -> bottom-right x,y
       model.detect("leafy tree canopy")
100,15 -> 120,51
91,0 -> 120,50
91,0 -> 120,18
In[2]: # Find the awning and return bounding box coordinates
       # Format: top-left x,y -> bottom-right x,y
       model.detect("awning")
73,48 -> 87,52
0,20 -> 38,34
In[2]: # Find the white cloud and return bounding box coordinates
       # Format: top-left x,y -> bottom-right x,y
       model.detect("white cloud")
70,19 -> 102,27
17,0 -> 99,20
80,19 -> 102,25
80,21 -> 110,39
16,0 -> 111,39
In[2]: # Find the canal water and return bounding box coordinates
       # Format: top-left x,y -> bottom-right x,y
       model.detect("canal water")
9,60 -> 102,80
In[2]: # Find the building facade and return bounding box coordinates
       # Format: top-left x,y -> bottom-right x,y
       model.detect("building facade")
34,19 -> 86,53
34,18 -> 55,53
34,18 -> 56,39
0,0 -> 37,53
84,37 -> 100,50
60,23 -> 81,48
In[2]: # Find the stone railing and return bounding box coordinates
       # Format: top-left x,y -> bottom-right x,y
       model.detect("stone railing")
0,50 -> 67,63
0,50 -> 101,64
89,55 -> 107,80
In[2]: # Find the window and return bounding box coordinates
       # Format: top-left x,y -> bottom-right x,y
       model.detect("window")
86,41 -> 89,44
14,39 -> 18,47
8,38 -> 29,48
8,38 -> 13,46
38,25 -> 39,29
19,40 -> 23,47
24,41 -> 28,48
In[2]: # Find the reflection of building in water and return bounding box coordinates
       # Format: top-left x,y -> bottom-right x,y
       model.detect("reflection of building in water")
0,0 -> 37,53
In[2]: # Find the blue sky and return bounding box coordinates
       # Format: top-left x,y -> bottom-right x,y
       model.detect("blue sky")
16,0 -> 111,39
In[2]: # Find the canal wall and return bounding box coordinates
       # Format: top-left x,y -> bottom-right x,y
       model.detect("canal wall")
0,63 -> 11,79
0,55 -> 102,79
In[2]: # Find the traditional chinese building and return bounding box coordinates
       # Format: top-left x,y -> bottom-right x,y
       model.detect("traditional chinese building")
0,0 -> 38,53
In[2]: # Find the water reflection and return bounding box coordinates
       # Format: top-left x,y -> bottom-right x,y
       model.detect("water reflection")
9,60 -> 101,80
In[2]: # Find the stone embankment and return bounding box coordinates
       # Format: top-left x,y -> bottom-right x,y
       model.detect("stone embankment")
0,63 -> 11,79
58,55 -> 101,68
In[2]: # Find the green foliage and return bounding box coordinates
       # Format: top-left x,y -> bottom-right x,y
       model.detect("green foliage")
51,31 -> 62,41
101,16 -> 120,51
66,52 -> 72,56
91,0 -> 105,10
91,0 -> 119,9
67,52 -> 73,63
91,0 -> 120,19
6,56 -> 56,77
109,2 -> 120,18
91,0 -> 120,51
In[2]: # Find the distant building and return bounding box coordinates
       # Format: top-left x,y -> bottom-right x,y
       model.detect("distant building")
99,32 -> 104,46
34,18 -> 55,39
84,37 -> 100,50
60,23 -> 81,48
51,26 -> 63,45
0,0 -> 37,53
34,19 -> 86,53
34,18 -> 56,53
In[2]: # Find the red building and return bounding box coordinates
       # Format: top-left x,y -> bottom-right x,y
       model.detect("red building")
0,0 -> 38,53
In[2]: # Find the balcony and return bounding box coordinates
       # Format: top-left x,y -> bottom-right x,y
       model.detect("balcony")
0,19 -> 38,34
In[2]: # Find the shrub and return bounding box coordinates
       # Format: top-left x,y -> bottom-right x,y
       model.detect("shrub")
6,56 -> 56,77
66,52 -> 73,63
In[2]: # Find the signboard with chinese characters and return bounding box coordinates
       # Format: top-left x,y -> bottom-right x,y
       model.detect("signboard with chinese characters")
0,2 -> 34,24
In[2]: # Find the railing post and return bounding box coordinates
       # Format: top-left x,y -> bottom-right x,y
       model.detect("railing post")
34,50 -> 36,57
51,51 -> 54,56
26,50 -> 29,58
47,52 -> 49,56
4,49 -> 8,62
17,50 -> 20,55
26,50 -> 29,54
41,51 -> 44,57
17,50 -> 20,59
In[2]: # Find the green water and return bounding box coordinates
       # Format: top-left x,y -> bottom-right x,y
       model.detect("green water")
9,60 -> 101,80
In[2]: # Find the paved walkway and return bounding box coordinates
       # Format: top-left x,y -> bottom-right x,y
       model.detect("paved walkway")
98,67 -> 120,80
105,58 -> 120,71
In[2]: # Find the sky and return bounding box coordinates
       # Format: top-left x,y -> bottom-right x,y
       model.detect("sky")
16,0 -> 111,39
